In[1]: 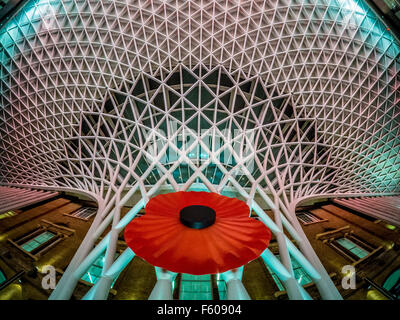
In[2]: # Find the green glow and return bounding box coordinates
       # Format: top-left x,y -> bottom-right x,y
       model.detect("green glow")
382,268 -> 400,299
385,224 -> 396,230
216,278 -> 227,300
0,269 -> 6,284
336,237 -> 369,258
0,210 -> 16,219
81,252 -> 120,288
21,231 -> 55,252
333,0 -> 400,58
0,0 -> 53,62
265,254 -> 313,291
0,0 -> 398,63
178,274 -> 213,300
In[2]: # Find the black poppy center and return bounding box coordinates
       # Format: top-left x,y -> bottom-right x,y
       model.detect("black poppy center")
179,205 -> 216,229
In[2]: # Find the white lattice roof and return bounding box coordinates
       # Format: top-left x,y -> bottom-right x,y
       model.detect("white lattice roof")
0,0 -> 399,202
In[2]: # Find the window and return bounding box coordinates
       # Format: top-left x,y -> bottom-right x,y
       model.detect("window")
317,228 -> 379,263
0,269 -> 6,285
296,211 -> 325,225
179,274 -> 213,300
265,255 -> 313,291
334,237 -> 369,259
9,221 -> 74,259
20,231 -> 56,253
81,252 -> 120,287
68,207 -> 97,220
216,274 -> 227,300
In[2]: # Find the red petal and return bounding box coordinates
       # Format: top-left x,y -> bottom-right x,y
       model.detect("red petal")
124,191 -> 271,275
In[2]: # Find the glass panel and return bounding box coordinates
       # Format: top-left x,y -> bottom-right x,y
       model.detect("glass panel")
81,252 -> 120,288
216,280 -> 227,300
336,238 -> 370,259
265,254 -> 313,291
179,273 -> 213,300
383,268 -> 400,299
21,231 -> 55,252
0,270 -> 6,284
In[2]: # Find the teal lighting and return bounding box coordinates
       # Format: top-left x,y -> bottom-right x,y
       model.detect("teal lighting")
178,274 -> 213,300
265,254 -> 313,291
216,278 -> 227,300
383,268 -> 400,299
336,237 -> 369,258
0,0 -> 54,61
21,231 -> 55,252
0,210 -> 16,219
0,269 -> 6,284
333,0 -> 400,58
81,252 -> 120,288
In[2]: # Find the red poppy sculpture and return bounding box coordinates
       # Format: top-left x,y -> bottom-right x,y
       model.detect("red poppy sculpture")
124,191 -> 271,275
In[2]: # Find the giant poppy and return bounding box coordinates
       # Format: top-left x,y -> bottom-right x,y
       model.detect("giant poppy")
124,191 -> 271,275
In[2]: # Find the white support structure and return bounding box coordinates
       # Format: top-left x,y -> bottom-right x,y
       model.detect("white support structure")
221,267 -> 251,300
0,0 -> 399,301
148,267 -> 177,300
226,281 -> 251,300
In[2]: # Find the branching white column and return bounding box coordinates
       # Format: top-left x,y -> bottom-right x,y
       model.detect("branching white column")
148,267 -> 177,300
221,267 -> 251,300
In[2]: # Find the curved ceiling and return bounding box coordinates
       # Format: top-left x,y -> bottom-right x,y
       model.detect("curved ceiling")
0,0 -> 399,202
